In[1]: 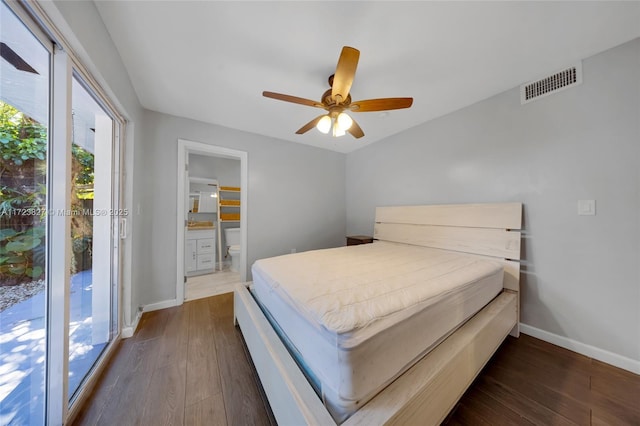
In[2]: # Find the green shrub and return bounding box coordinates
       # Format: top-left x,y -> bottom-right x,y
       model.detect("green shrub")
0,102 -> 47,166
1,101 -> 47,285
1,101 -> 96,286
0,226 -> 45,280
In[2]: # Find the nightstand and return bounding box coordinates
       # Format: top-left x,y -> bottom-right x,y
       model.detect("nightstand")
346,235 -> 374,246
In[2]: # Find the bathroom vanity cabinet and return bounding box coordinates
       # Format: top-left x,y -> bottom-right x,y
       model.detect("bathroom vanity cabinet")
185,228 -> 216,276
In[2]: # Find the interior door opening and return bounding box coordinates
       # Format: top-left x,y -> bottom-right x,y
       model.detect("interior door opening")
176,140 -> 247,304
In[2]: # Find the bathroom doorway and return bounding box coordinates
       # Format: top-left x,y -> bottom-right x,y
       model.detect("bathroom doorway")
176,139 -> 247,303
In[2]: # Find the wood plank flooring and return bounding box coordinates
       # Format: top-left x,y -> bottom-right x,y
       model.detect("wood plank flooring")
71,293 -> 275,426
73,293 -> 640,425
444,334 -> 640,425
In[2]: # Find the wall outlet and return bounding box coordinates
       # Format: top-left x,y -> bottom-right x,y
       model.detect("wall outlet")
290,248 -> 296,253
578,199 -> 596,216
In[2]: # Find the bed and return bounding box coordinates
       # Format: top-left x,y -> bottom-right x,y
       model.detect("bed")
234,203 -> 522,425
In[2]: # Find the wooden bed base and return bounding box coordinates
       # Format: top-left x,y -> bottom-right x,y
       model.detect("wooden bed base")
234,203 -> 522,425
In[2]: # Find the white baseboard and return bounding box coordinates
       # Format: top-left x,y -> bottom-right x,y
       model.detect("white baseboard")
121,299 -> 178,338
143,298 -> 178,312
121,310 -> 142,339
520,323 -> 640,375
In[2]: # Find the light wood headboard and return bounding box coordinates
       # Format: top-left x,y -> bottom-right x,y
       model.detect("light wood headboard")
374,202 -> 523,335
374,203 -> 522,258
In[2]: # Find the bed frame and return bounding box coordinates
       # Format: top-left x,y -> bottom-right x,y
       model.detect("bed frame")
234,202 -> 522,425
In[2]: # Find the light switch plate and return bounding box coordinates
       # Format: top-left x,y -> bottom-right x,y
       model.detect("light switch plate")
578,199 -> 596,216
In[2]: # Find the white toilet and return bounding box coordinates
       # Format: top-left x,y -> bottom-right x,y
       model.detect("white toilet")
224,227 -> 241,272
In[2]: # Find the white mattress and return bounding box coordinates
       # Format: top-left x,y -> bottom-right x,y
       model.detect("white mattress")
251,241 -> 503,422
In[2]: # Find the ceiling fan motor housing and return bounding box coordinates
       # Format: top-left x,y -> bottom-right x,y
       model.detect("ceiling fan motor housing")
322,89 -> 351,109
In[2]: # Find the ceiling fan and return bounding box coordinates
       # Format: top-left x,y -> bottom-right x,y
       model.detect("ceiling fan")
263,46 -> 413,139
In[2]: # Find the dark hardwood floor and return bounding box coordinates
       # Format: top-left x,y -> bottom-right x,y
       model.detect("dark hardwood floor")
71,293 -> 275,426
73,293 -> 640,425
445,334 -> 640,425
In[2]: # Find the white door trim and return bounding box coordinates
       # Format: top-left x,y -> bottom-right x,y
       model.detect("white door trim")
176,139 -> 248,304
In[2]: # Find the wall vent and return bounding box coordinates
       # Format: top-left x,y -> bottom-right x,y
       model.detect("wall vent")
520,62 -> 582,104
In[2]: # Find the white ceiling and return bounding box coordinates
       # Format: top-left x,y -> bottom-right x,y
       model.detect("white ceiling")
95,1 -> 640,154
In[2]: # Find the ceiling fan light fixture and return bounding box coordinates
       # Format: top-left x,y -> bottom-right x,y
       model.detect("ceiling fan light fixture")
316,115 -> 332,134
336,112 -> 353,131
263,46 -> 413,140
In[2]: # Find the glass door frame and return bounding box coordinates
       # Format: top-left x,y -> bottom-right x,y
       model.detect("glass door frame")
3,1 -> 127,423
66,68 -> 124,407
47,46 -> 72,424
1,2 -> 53,424
50,45 -> 125,426
48,38 -> 125,426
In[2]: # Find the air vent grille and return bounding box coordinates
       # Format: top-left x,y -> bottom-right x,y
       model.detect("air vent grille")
521,62 -> 582,104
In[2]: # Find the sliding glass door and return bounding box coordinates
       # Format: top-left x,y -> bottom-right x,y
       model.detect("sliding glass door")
1,1 -> 122,423
67,75 -> 118,402
1,2 -> 50,423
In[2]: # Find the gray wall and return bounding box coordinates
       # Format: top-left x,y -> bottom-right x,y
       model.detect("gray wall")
47,1 -> 146,328
346,39 -> 640,363
141,110 -> 346,305
189,154 -> 240,187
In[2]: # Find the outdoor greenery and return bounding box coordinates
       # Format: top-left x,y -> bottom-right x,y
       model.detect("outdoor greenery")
0,101 -> 94,286
0,102 -> 47,285
0,102 -> 47,166
72,143 -> 95,186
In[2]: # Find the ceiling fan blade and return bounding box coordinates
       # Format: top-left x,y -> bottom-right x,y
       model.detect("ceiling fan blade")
331,46 -> 360,103
347,118 -> 364,139
295,115 -> 326,135
263,91 -> 324,108
350,97 -> 413,112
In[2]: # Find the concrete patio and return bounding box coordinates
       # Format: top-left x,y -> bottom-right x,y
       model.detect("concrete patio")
0,270 -> 108,425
